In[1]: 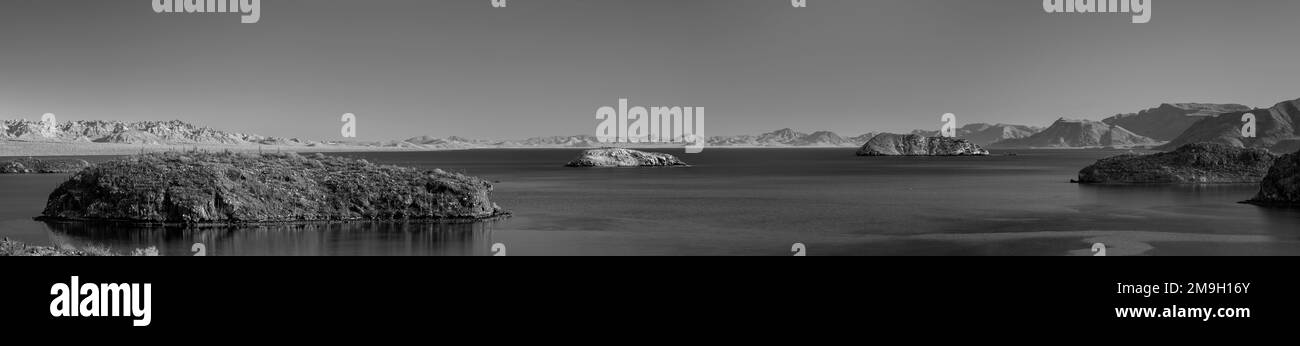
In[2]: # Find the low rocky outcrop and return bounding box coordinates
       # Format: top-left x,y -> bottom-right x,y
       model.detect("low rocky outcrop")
564,148 -> 688,167
855,134 -> 990,156
1,158 -> 92,174
1074,143 -> 1277,184
1244,151 -> 1300,207
38,152 -> 506,224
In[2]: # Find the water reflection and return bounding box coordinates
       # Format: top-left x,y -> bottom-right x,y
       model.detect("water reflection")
1073,183 -> 1300,235
1075,183 -> 1262,205
43,221 -> 501,256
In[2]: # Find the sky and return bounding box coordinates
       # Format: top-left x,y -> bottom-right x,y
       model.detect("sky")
1,0 -> 1298,140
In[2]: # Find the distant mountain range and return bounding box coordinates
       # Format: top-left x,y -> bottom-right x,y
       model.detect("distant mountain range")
704,129 -> 867,147
912,123 -> 1042,146
1102,103 -> 1251,141
989,118 -> 1159,149
395,129 -> 877,149
386,127 -> 1025,149
6,97 -> 1299,153
0,119 -> 321,146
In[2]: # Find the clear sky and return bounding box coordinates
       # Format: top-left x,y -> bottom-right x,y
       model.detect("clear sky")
1,0 -> 1298,140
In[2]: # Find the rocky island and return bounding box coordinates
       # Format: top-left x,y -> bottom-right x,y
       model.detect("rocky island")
855,133 -> 990,156
1,158 -> 92,174
564,148 -> 689,167
38,152 -> 507,225
1074,143 -> 1277,184
1244,150 -> 1300,207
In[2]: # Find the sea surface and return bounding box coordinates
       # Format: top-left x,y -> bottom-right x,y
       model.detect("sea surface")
3,149 -> 1299,256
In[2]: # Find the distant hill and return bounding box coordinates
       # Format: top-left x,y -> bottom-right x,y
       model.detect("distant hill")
515,135 -> 602,147
1159,97 -> 1300,152
990,118 -> 1158,148
966,124 -> 1041,146
94,130 -> 163,145
401,135 -> 488,149
756,128 -> 807,145
1102,103 -> 1251,141
914,123 -> 1041,146
704,129 -> 863,147
794,131 -> 849,146
847,133 -> 878,144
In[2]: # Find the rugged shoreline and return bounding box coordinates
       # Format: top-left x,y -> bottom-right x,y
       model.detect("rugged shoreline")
1243,150 -> 1300,207
1073,143 -> 1277,184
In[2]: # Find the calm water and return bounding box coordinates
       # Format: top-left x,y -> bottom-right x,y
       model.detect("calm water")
3,149 -> 1300,256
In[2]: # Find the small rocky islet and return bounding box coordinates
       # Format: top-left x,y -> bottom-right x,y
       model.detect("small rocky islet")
38,151 -> 507,225
564,148 -> 689,167
1073,143 -> 1278,184
855,133 -> 990,156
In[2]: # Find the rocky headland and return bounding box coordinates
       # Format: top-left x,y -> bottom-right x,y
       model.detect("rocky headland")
564,148 -> 689,167
1,158 -> 92,174
1073,143 -> 1277,184
855,134 -> 990,156
38,152 -> 507,225
1244,150 -> 1300,207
